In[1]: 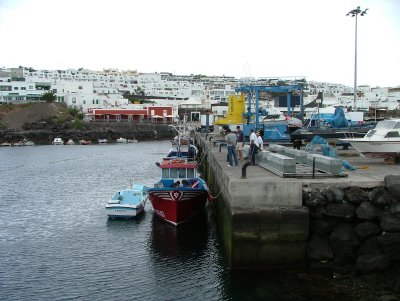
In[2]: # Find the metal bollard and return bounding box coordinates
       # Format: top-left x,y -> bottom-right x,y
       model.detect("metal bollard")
241,160 -> 251,178
312,157 -> 316,179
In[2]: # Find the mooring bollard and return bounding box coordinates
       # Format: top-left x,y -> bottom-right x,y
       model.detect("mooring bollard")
241,160 -> 251,178
312,157 -> 316,179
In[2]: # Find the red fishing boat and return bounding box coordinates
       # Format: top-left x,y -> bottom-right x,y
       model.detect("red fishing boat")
146,158 -> 210,226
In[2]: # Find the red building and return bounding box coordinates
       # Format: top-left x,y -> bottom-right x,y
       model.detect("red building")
90,106 -> 174,123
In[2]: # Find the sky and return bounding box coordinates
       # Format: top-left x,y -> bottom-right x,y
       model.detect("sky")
0,0 -> 399,87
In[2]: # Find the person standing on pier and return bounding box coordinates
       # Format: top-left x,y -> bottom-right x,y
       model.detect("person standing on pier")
236,125 -> 244,161
249,128 -> 259,165
225,128 -> 238,167
256,131 -> 264,151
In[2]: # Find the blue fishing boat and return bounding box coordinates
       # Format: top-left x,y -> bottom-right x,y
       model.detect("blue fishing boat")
106,183 -> 148,218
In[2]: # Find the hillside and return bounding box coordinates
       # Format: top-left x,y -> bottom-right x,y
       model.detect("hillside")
0,102 -> 175,144
0,102 -> 69,131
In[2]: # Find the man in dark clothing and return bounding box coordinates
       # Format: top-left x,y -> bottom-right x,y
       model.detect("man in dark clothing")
236,125 -> 244,161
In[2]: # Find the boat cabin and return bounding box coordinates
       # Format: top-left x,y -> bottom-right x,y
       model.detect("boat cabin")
156,160 -> 200,188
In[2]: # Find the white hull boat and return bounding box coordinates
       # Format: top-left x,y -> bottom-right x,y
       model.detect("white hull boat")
106,183 -> 148,218
340,118 -> 400,158
52,138 -> 64,145
116,137 -> 127,143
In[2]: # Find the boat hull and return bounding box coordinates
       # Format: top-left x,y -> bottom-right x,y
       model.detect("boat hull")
340,139 -> 400,158
106,203 -> 144,218
291,128 -> 370,142
148,188 -> 208,226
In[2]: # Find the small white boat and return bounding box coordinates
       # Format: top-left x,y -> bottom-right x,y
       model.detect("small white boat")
340,118 -> 400,158
65,139 -> 75,145
79,139 -> 92,145
127,138 -> 138,143
98,138 -> 108,144
0,142 -> 12,147
52,138 -> 64,145
106,183 -> 148,218
116,137 -> 127,143
23,139 -> 35,146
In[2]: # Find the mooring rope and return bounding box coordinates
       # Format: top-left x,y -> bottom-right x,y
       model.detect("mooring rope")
207,187 -> 222,201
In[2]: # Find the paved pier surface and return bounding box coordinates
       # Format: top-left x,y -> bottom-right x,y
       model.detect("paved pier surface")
196,133 -> 399,270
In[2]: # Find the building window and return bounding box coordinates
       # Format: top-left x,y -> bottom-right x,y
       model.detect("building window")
13,87 -> 18,90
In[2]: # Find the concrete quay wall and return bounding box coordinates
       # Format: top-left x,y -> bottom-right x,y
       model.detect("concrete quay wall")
195,133 -> 400,271
196,134 -> 309,269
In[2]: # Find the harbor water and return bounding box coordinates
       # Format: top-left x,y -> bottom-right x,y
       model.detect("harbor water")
0,141 -> 326,301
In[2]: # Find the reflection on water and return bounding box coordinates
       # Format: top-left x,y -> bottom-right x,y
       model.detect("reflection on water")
149,212 -> 209,260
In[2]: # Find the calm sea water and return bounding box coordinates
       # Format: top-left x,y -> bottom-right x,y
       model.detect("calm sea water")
0,142 -> 319,301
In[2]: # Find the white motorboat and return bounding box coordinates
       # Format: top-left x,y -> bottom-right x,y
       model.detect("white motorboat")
98,138 -> 108,144
52,138 -> 64,145
66,139 -> 75,145
340,118 -> 400,158
127,138 -> 138,143
116,137 -> 127,143
106,183 -> 148,218
23,139 -> 35,146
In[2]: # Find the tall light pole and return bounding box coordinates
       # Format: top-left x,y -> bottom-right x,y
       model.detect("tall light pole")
346,6 -> 368,112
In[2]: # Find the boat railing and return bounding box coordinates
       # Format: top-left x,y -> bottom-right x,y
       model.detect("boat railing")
264,128 -> 288,138
339,131 -> 359,139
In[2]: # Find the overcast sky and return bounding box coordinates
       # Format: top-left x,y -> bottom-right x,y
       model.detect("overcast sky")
1,0 -> 399,87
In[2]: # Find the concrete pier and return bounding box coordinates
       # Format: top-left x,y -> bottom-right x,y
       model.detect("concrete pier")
196,132 -> 399,270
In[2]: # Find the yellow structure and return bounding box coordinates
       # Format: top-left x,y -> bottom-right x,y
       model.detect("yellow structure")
214,94 -> 245,125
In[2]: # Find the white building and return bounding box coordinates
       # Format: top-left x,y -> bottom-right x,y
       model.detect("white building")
1,66 -> 399,114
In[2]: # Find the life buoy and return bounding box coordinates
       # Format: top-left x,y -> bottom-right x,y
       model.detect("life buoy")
191,181 -> 199,188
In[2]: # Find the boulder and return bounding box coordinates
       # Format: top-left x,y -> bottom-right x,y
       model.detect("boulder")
380,214 -> 400,232
326,203 -> 356,220
307,234 -> 333,261
385,175 -> 400,201
356,254 -> 389,273
370,187 -> 397,208
357,237 -> 383,256
355,221 -> 382,240
304,188 -> 327,208
356,201 -> 382,221
344,186 -> 368,205
377,233 -> 400,261
311,218 -> 338,235
330,223 -> 360,263
325,187 -> 345,203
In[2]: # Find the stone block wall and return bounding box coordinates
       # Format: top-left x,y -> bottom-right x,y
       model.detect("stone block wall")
304,175 -> 400,276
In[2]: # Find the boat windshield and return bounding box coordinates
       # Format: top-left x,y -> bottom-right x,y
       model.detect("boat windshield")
162,168 -> 195,178
375,120 -> 398,130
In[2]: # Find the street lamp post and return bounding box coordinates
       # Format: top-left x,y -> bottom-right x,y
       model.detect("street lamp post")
346,6 -> 368,112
